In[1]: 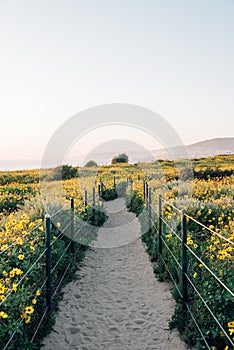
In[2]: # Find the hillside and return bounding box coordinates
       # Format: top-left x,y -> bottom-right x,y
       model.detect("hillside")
83,137 -> 234,164
186,137 -> 234,157
150,137 -> 234,160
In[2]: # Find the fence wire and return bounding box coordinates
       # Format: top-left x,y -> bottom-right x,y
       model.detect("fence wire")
146,184 -> 234,350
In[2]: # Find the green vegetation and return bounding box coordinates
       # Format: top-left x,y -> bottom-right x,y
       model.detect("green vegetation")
111,152 -> 129,164
42,164 -> 78,181
0,154 -> 233,349
84,160 -> 98,167
101,188 -> 118,201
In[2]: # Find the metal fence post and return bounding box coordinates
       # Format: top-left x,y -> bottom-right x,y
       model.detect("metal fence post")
148,187 -> 152,234
158,194 -> 162,256
146,182 -> 149,212
98,184 -> 101,199
182,209 -> 188,305
92,187 -> 95,224
143,180 -> 146,202
45,214 -> 52,315
70,198 -> 75,255
113,176 -> 116,189
130,177 -> 133,198
84,190 -> 88,216
100,181 -> 103,196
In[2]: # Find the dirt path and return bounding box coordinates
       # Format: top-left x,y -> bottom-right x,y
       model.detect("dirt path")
41,199 -> 189,350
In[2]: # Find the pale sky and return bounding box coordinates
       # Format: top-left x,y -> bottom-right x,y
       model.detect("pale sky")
0,0 -> 234,169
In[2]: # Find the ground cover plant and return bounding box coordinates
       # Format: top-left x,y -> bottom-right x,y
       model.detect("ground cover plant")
0,171 -> 106,349
90,155 -> 234,349
0,154 -> 233,349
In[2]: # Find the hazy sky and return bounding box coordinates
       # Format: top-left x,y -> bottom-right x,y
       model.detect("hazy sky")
0,0 -> 234,169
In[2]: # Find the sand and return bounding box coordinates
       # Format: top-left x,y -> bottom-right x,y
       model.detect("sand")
41,198 -> 190,350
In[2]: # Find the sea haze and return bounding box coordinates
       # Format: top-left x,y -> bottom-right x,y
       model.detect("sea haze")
0,137 -> 233,170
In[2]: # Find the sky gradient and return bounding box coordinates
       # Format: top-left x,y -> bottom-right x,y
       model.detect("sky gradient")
0,0 -> 234,169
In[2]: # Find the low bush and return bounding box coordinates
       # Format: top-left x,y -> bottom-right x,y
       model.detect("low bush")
101,188 -> 118,201
126,190 -> 144,217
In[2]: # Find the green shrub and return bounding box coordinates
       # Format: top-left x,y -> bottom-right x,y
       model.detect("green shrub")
101,188 -> 118,201
85,160 -> 98,167
42,165 -> 78,181
111,153 -> 129,164
126,190 -> 144,217
79,206 -> 107,227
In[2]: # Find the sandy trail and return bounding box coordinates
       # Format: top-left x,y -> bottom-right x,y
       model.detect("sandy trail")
41,199 -> 189,350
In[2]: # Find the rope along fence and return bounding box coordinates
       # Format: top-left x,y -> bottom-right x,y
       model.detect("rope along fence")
1,186 -> 104,350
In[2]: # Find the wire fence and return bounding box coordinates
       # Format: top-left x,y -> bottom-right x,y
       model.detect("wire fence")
141,180 -> 234,350
1,185 -> 104,350
1,176 -> 233,349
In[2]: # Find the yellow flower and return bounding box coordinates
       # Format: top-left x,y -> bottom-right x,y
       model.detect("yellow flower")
29,223 -> 35,230
193,272 -> 197,278
25,315 -> 31,324
39,226 -> 44,232
32,299 -> 37,305
36,290 -> 41,297
25,306 -> 34,314
2,271 -> 8,277
16,238 -> 23,245
0,295 -> 6,301
199,264 -> 203,268
0,311 -> 8,318
15,268 -> 23,276
228,321 -> 234,328
193,244 -> 198,249
57,222 -> 61,228
0,284 -> 5,294
18,254 -> 24,260
12,283 -> 18,292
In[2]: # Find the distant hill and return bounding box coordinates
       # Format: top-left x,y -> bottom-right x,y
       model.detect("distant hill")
151,137 -> 234,160
187,137 -> 234,157
81,137 -> 234,165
